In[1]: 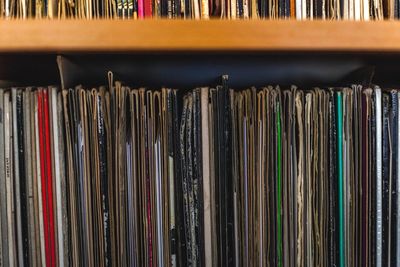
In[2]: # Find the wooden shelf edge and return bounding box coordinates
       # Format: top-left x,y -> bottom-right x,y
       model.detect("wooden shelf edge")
0,20 -> 400,52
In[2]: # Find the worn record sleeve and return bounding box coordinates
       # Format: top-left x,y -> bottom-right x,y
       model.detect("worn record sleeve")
153,91 -> 164,267
281,90 -> 289,267
185,93 -> 196,266
336,91 -> 345,267
4,91 -> 16,267
381,93 -> 390,267
179,95 -> 191,265
74,88 -> 88,267
375,88 -> 383,267
390,90 -> 398,266
171,90 -> 186,265
235,91 -> 244,266
57,92 -> 69,267
242,90 -> 250,266
327,90 -> 339,267
146,90 -> 156,267
167,89 -> 177,267
361,88 -> 372,267
370,89 -> 377,266
276,89 -> 283,267
88,88 -> 102,267
29,90 -> 41,267
23,89 -> 36,267
0,89 -> 7,267
12,88 -> 26,267
44,89 -> 57,267
34,91 -> 46,267
232,89 -> 240,267
161,89 -> 171,267
128,89 -> 139,267
354,86 -> 363,267
209,88 -> 218,267
221,78 -> 235,266
48,88 -> 59,267
50,87 -> 65,267
397,92 -> 400,266
116,84 -> 128,267
193,89 -> 203,267
304,91 -> 312,267
82,88 -> 95,267
295,90 -> 304,267
137,89 -> 149,267
126,87 -> 134,267
62,89 -> 80,266
98,88 -> 111,266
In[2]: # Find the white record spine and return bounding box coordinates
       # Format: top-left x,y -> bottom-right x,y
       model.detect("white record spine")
201,88 -> 212,267
51,88 -> 64,267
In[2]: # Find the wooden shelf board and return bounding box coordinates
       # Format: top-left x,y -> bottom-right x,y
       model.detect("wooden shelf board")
0,20 -> 400,52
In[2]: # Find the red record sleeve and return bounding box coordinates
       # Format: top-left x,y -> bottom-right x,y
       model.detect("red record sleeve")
38,90 -> 51,267
43,90 -> 57,267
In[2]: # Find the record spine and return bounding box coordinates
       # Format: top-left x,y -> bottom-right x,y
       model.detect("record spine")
0,90 -> 7,267
4,92 -> 15,267
51,87 -> 65,267
12,88 -> 26,267
375,88 -> 383,267
397,92 -> 400,266
336,91 -> 345,267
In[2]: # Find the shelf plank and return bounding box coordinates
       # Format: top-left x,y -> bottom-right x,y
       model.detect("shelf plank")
1,20 -> 400,52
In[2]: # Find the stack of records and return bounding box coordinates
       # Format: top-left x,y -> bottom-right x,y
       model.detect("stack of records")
0,0 -> 397,19
0,77 -> 399,266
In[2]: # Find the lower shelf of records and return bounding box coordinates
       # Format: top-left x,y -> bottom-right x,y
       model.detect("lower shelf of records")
0,81 -> 396,266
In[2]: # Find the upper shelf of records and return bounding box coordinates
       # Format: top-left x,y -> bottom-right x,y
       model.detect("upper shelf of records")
2,20 -> 400,52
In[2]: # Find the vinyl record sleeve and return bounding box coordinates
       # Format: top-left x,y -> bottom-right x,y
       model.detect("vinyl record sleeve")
12,88 -> 25,267
375,88 -> 383,267
50,87 -> 64,267
33,90 -> 46,267
4,91 -> 16,267
381,93 -> 390,267
336,91 -> 345,267
0,90 -> 7,267
44,89 -> 57,267
295,90 -> 304,267
328,90 -> 339,267
200,88 -> 213,267
57,92 -> 69,267
389,90 -> 398,266
23,89 -> 36,267
397,92 -> 400,266
62,89 -> 80,266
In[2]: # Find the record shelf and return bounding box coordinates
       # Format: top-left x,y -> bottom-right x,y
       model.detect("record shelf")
1,20 -> 400,52
2,18 -> 400,267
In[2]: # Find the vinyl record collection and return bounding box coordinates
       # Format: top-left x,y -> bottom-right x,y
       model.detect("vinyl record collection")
0,0 -> 397,20
0,78 -> 399,267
